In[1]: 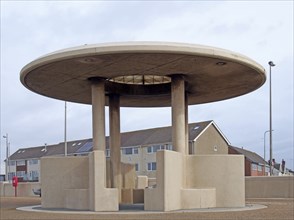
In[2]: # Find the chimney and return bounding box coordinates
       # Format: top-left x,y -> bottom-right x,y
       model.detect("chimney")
282,159 -> 286,173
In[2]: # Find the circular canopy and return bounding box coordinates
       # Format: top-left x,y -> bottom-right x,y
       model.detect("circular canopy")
20,42 -> 266,107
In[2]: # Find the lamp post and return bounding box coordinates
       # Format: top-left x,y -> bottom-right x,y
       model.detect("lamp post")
264,130 -> 273,175
3,134 -> 9,181
64,101 -> 67,157
268,61 -> 275,176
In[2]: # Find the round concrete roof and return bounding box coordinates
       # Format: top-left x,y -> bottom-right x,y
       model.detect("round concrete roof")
20,42 -> 266,107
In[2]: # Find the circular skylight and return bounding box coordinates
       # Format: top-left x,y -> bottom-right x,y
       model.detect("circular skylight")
108,75 -> 171,85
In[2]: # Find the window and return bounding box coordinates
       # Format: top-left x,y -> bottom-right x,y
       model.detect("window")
29,170 -> 39,181
147,146 -> 152,153
147,145 -> 165,153
133,147 -> 139,154
122,147 -> 138,155
160,145 -> 166,150
8,172 -> 16,181
258,165 -> 263,171
265,166 -> 270,173
29,159 -> 38,165
147,162 -> 156,171
16,171 -> 26,177
251,164 -> 258,171
106,149 -> 110,157
135,163 -> 139,172
8,160 -> 16,166
166,144 -> 173,151
153,145 -> 160,153
16,160 -> 25,166
123,147 -> 133,155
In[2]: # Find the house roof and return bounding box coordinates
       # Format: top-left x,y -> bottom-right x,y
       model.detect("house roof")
229,146 -> 267,165
10,139 -> 92,160
274,163 -> 281,170
194,121 -> 231,145
9,120 -> 214,160
120,120 -> 212,147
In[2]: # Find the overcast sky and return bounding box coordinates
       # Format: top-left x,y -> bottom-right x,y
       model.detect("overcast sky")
1,1 -> 293,173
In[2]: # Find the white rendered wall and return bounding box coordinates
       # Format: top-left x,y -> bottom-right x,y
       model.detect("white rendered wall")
41,156 -> 89,208
186,155 -> 245,207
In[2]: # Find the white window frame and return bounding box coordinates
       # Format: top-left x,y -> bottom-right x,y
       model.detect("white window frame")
29,159 -> 38,165
8,172 -> 16,180
167,144 -> 173,150
16,171 -> 26,177
135,163 -> 139,172
133,147 -> 139,154
106,149 -> 110,157
251,163 -> 258,171
147,162 -> 156,171
8,160 -> 16,166
16,160 -> 26,166
147,146 -> 152,154
122,147 -> 133,155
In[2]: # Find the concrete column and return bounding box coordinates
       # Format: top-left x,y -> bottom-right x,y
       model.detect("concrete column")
171,75 -> 186,154
91,78 -> 106,151
109,94 -> 122,190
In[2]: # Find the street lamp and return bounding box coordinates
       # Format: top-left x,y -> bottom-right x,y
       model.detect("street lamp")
268,61 -> 275,176
264,130 -> 273,175
3,134 -> 9,181
64,101 -> 67,157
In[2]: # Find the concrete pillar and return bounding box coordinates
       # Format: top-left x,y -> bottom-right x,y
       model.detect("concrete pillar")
171,75 -> 186,154
91,78 -> 106,151
109,94 -> 122,191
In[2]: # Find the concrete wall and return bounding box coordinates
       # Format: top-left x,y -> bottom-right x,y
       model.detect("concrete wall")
105,160 -> 136,189
88,151 -> 118,211
121,163 -> 136,189
41,156 -> 89,208
41,153 -> 119,211
136,175 -> 148,189
186,155 -> 245,207
194,124 -> 228,155
145,150 -> 183,211
145,150 -> 219,211
246,176 -> 294,198
162,150 -> 183,211
0,182 -> 41,197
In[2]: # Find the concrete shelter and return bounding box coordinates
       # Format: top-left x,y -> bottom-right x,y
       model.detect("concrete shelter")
20,42 -> 266,211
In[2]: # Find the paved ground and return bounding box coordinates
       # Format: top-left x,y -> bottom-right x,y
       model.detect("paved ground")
0,197 -> 293,220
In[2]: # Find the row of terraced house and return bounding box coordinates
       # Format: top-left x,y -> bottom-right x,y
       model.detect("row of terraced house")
4,120 -> 293,182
